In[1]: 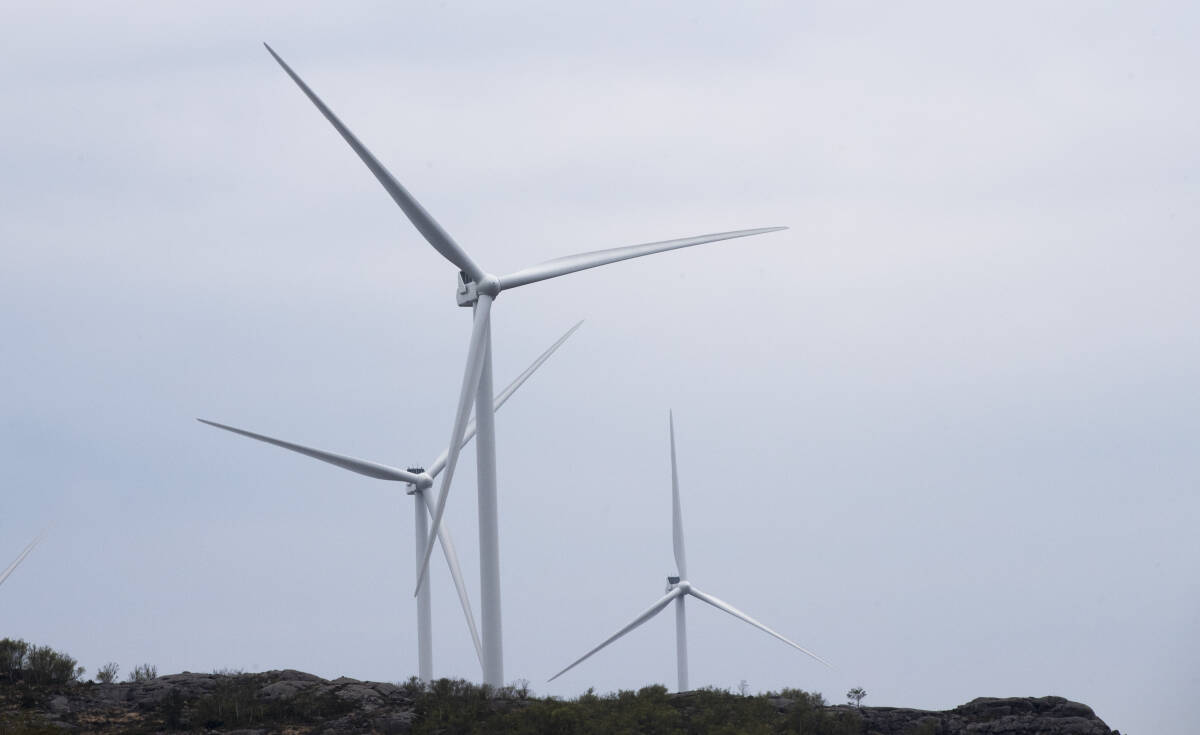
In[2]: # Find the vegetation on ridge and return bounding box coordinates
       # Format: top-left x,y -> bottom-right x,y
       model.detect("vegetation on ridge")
0,636 -> 1115,734
0,638 -> 84,687
0,634 -> 860,734
408,679 -> 860,735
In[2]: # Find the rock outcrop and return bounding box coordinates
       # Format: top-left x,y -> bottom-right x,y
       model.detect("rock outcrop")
838,696 -> 1116,735
1,669 -> 1117,734
3,669 -> 416,734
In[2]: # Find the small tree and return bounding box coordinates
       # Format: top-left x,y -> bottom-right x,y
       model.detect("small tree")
127,663 -> 157,682
0,638 -> 29,681
96,662 -> 119,684
847,687 -> 867,707
738,679 -> 750,696
25,644 -> 84,685
0,638 -> 84,685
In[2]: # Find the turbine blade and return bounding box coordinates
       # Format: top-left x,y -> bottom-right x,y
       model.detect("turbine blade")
491,320 -> 583,415
669,411 -> 687,579
687,587 -> 832,668
263,43 -> 485,283
0,529 -> 48,588
414,295 -> 493,594
426,320 -> 584,479
497,227 -> 786,292
198,419 -> 424,484
547,588 -> 681,682
418,491 -> 484,666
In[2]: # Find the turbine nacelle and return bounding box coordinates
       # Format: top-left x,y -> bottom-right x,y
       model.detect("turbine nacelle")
405,468 -> 435,494
666,576 -> 690,594
456,272 -> 501,306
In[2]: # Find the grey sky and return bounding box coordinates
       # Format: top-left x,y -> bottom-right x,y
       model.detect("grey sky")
2,3 -> 1197,734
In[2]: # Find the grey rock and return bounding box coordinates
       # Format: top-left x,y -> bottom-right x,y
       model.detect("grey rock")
257,679 -> 316,701
91,682 -> 131,703
264,668 -> 326,683
372,710 -> 415,734
334,683 -> 386,709
842,695 -> 1113,735
330,676 -> 362,685
126,672 -> 221,706
317,713 -> 372,734
369,681 -> 403,698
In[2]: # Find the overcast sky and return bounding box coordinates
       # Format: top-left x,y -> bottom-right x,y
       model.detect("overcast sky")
2,3 -> 1197,733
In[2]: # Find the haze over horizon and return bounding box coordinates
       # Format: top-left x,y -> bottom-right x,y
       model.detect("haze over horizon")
2,3 -> 1197,735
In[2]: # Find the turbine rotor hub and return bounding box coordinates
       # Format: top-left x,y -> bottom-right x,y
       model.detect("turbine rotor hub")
476,274 -> 501,297
666,576 -> 690,593
405,470 -> 435,493
456,272 -> 500,306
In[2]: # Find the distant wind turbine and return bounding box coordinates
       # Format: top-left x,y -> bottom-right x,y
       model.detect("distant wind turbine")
264,43 -> 787,686
549,412 -> 831,692
0,529 -> 48,589
200,321 -> 580,682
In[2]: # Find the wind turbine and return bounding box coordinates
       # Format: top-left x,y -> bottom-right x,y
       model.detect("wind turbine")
549,412 -> 830,692
199,322 -> 580,683
0,529 -> 48,589
263,43 -> 787,686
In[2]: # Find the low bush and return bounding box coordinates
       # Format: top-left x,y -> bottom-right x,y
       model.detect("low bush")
126,664 -> 157,682
0,638 -> 84,686
95,662 -> 119,684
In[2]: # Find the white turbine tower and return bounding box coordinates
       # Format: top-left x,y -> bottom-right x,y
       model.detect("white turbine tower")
264,44 -> 787,686
199,322 -> 580,683
549,412 -> 831,692
0,529 -> 48,589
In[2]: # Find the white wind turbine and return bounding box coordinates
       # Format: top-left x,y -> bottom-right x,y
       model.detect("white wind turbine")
199,322 -> 580,683
263,44 -> 787,686
0,529 -> 48,589
549,412 -> 831,692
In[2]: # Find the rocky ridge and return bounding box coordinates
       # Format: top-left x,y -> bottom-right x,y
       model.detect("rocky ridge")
832,695 -> 1117,735
2,668 -> 1119,734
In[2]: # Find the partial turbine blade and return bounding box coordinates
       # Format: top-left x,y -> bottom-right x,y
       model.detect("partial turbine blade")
418,491 -> 484,666
0,529 -> 48,589
669,411 -> 687,579
198,419 -> 425,484
498,227 -> 787,292
263,44 -> 485,283
491,320 -> 583,416
426,320 -> 583,479
548,588 -> 681,682
687,587 -> 832,668
414,294 -> 494,594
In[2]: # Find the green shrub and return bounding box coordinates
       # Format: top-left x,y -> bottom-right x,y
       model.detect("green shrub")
95,662 -> 119,684
24,645 -> 84,686
398,675 -> 426,698
775,688 -> 827,707
0,638 -> 84,686
126,663 -> 157,682
0,639 -> 29,681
